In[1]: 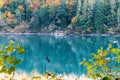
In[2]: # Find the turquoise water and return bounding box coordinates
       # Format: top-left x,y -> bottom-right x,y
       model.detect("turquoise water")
0,34 -> 120,75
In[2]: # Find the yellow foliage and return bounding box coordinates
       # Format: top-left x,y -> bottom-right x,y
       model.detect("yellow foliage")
88,69 -> 93,75
67,25 -> 72,29
93,54 -> 100,59
87,64 -> 92,69
92,74 -> 97,79
111,48 -> 119,54
65,0 -> 74,5
1,13 -> 7,19
66,1 -> 69,5
81,44 -> 120,79
102,67 -> 107,71
71,16 -> 77,23
98,59 -> 104,66
0,0 -> 5,8
87,27 -> 93,32
41,4 -> 47,8
102,51 -> 107,57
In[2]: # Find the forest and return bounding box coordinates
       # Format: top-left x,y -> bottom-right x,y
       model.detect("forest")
0,0 -> 120,34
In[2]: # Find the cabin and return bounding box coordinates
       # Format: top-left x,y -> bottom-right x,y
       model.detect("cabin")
54,30 -> 65,36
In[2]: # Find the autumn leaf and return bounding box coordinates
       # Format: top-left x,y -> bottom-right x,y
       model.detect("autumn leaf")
6,56 -> 15,64
17,44 -> 25,54
5,46 -> 15,53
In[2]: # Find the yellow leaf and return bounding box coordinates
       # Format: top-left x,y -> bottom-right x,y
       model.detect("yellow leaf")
98,59 -> 104,66
17,45 -> 25,54
102,67 -> 107,71
87,64 -> 92,69
6,46 -> 15,53
0,58 -> 4,66
88,69 -> 93,75
92,74 -> 96,79
97,47 -> 103,54
6,56 -> 15,64
111,48 -> 119,54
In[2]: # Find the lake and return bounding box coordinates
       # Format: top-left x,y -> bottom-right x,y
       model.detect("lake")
0,34 -> 120,76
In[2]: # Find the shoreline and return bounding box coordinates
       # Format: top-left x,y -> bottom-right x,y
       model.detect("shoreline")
0,32 -> 120,36
0,33 -> 120,37
0,72 -> 93,80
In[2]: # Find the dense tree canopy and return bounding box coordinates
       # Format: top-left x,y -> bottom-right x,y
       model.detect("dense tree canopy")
0,0 -> 120,34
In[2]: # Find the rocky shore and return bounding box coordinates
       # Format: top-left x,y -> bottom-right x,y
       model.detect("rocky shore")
0,71 -> 93,80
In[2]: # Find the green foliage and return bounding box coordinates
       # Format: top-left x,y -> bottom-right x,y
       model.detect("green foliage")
0,40 -> 25,76
103,0 -> 113,26
91,1 -> 105,33
80,44 -> 120,80
0,0 -> 120,33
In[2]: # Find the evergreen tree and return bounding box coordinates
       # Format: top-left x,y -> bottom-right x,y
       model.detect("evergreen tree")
57,0 -> 68,29
103,0 -> 113,27
91,1 -> 105,33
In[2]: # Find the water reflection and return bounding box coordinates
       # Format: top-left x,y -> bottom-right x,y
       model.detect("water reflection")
0,34 -> 120,75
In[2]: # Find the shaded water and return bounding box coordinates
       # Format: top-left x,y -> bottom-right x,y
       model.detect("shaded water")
0,34 -> 120,75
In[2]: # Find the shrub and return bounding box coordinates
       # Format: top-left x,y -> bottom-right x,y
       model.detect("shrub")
80,44 -> 120,80
0,40 -> 25,79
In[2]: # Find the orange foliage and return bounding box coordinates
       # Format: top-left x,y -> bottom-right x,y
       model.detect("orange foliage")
6,0 -> 12,4
0,0 -> 5,8
18,5 -> 24,10
46,0 -> 61,6
45,0 -> 75,6
32,0 -> 40,6
30,0 -> 40,12
7,12 -> 14,19
69,0 -> 75,5
53,0 -> 61,6
0,0 -> 14,8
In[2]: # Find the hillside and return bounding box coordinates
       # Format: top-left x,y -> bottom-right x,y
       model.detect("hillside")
0,0 -> 120,34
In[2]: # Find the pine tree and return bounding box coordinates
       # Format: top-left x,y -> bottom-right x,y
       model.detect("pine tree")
57,0 -> 68,29
91,1 -> 105,33
103,0 -> 113,27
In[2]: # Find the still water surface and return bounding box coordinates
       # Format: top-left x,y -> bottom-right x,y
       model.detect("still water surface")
0,34 -> 120,75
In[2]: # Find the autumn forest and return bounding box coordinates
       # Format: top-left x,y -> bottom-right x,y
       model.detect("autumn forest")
0,0 -> 120,34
